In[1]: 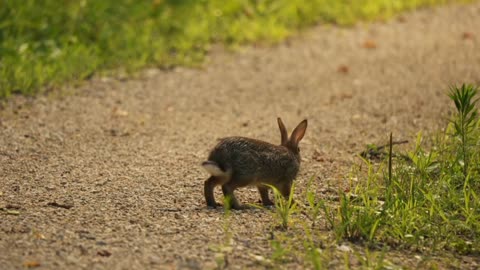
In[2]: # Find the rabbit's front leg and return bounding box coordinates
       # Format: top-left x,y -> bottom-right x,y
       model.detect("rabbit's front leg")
258,185 -> 274,206
279,181 -> 291,198
280,181 -> 296,205
279,181 -> 297,207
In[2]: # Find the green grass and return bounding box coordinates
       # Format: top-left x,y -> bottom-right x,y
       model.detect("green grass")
335,84 -> 480,255
269,183 -> 298,230
259,84 -> 479,269
0,0 -> 472,98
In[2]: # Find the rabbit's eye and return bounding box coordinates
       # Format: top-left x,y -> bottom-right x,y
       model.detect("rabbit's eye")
297,147 -> 300,152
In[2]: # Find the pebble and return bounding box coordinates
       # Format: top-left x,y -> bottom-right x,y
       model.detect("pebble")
149,255 -> 162,264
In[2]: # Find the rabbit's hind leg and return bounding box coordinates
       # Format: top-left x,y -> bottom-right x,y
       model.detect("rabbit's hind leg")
204,176 -> 224,208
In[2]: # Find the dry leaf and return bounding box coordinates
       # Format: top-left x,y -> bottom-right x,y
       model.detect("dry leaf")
337,65 -> 349,74
462,32 -> 474,40
23,261 -> 41,268
35,232 -> 46,239
97,250 -> 112,257
47,201 -> 73,209
6,210 -> 20,215
362,40 -> 377,49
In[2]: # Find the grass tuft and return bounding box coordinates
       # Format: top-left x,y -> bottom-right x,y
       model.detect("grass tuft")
448,84 -> 479,180
324,84 -> 480,254
269,183 -> 298,230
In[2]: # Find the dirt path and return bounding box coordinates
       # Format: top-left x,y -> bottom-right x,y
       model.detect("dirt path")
1,3 -> 480,269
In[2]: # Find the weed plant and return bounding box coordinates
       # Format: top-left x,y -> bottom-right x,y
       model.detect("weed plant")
325,84 -> 480,254
269,184 -> 298,230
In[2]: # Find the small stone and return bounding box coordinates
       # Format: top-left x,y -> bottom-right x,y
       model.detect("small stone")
112,107 -> 128,117
149,255 -> 162,264
337,244 -> 353,253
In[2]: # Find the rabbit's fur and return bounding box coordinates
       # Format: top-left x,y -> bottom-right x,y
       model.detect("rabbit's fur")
201,118 -> 308,209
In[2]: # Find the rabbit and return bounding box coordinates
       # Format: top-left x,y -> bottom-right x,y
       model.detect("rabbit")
201,118 -> 308,210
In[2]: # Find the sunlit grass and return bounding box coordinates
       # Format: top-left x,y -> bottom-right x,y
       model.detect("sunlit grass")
319,84 -> 480,254
0,0 -> 473,98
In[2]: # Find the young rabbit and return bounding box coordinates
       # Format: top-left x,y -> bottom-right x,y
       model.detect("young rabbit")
201,118 -> 308,209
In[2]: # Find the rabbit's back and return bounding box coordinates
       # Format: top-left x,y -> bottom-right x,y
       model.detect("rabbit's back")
207,137 -> 300,185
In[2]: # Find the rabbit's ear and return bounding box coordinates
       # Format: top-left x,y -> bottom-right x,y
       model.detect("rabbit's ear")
277,117 -> 288,145
290,119 -> 308,146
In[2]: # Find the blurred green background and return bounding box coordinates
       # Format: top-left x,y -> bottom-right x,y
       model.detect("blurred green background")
0,0 -> 471,98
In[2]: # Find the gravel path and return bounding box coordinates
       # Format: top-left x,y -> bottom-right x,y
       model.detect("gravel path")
1,3 -> 480,269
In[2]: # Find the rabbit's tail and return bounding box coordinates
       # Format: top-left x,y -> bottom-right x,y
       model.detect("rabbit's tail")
201,161 -> 231,177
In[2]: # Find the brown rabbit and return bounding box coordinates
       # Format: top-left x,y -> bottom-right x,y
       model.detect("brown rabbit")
201,118 -> 308,209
